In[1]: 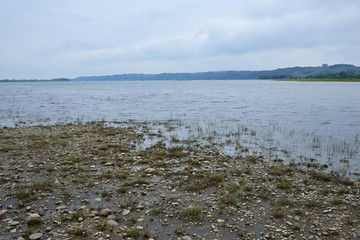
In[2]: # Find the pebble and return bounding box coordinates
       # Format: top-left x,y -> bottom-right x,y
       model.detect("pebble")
55,205 -> 67,211
122,209 -> 131,216
9,220 -> 20,226
99,208 -> 112,216
0,210 -> 8,216
217,219 -> 225,224
26,213 -> 42,226
107,220 -> 118,227
29,233 -> 43,240
107,215 -> 116,220
144,168 -> 156,174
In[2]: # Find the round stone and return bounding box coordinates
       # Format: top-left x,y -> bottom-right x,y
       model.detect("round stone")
26,214 -> 42,226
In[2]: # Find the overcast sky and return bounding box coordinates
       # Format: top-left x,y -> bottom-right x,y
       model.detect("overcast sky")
1,0 -> 359,79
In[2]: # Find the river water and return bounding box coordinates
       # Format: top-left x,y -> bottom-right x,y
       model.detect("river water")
1,80 -> 359,175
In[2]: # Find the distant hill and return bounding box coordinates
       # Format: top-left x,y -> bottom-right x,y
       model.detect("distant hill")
72,64 -> 360,81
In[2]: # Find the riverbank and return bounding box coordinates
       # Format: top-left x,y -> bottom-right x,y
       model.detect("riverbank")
280,78 -> 360,82
0,122 -> 359,240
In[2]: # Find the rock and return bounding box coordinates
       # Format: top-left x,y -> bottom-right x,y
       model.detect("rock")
107,215 -> 116,220
99,208 -> 112,216
26,213 -> 42,226
136,204 -> 144,209
29,233 -> 43,240
122,209 -> 130,216
94,198 -> 102,202
107,220 -> 118,227
9,220 -> 20,226
217,219 -> 225,224
144,168 -> 156,174
182,236 -> 192,240
55,205 -> 67,211
0,210 -> 8,216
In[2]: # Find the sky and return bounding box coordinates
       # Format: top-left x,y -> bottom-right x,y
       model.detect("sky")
0,0 -> 360,79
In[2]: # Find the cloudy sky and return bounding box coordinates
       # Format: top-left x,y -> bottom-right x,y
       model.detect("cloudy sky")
1,0 -> 359,79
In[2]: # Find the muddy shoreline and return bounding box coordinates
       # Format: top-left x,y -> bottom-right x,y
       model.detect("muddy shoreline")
0,122 -> 359,240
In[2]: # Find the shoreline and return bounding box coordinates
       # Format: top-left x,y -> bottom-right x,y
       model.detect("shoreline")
0,122 -> 359,239
279,78 -> 360,82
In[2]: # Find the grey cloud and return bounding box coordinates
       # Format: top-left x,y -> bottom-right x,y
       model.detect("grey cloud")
0,0 -> 359,78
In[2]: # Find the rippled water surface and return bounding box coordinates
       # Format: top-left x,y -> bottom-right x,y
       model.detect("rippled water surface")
1,80 -> 359,175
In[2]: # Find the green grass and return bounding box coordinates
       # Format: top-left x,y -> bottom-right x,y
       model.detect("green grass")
310,171 -> 331,181
331,197 -> 343,205
184,171 -> 225,191
277,178 -> 292,189
281,78 -> 360,82
271,207 -> 285,218
177,206 -> 204,221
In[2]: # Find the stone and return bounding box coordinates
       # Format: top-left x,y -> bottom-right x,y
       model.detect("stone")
144,168 -> 156,174
107,220 -> 118,227
0,210 -> 8,216
9,220 -> 20,226
217,219 -> 225,224
182,236 -> 192,240
56,205 -> 67,211
99,208 -> 112,216
136,204 -> 144,209
122,209 -> 130,216
29,233 -> 43,240
26,213 -> 42,226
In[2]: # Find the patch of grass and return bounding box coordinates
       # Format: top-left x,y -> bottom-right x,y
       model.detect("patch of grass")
0,145 -> 14,152
98,145 -> 109,151
98,170 -> 113,179
96,222 -> 107,231
21,226 -> 39,238
116,186 -> 128,193
120,197 -> 139,209
126,177 -> 149,186
126,228 -> 140,237
71,209 -> 87,220
177,206 -> 204,221
310,171 -> 331,181
342,178 -> 355,186
186,158 -> 201,166
167,146 -> 187,158
246,155 -> 257,163
294,209 -> 304,216
292,223 -> 301,231
277,178 -> 292,189
63,156 -> 86,165
174,225 -> 184,235
271,207 -> 285,218
331,197 -> 343,205
277,197 -> 293,206
223,182 -> 241,193
67,227 -> 87,236
115,169 -> 129,179
151,160 -> 167,168
337,188 -> 350,195
305,199 -> 321,208
149,207 -> 162,215
185,171 -> 225,192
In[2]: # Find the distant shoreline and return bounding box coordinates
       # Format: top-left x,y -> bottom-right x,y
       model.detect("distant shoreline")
0,79 -> 70,83
280,78 -> 360,82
